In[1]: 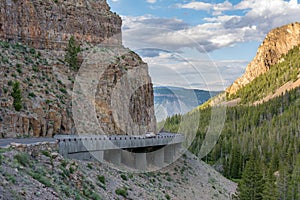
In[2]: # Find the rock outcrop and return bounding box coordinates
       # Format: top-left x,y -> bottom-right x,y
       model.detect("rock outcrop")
226,22 -> 300,95
0,0 -> 122,50
0,0 -> 156,138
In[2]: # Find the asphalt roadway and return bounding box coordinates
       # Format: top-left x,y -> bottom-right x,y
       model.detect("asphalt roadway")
0,138 -> 57,148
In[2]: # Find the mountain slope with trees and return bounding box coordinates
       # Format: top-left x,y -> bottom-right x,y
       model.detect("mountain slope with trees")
163,23 -> 300,199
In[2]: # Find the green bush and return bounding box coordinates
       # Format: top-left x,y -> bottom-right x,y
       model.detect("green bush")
0,154 -> 3,165
97,175 -> 105,185
65,36 -> 81,70
31,172 -> 52,187
41,150 -> 51,157
4,173 -> 16,184
115,187 -> 128,198
120,174 -> 128,181
32,65 -> 39,72
165,194 -> 171,200
60,88 -> 67,94
28,92 -> 36,98
14,153 -> 29,166
11,81 -> 22,111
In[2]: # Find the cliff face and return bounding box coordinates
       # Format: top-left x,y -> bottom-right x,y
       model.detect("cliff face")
0,0 -> 156,138
226,22 -> 300,95
0,0 -> 122,50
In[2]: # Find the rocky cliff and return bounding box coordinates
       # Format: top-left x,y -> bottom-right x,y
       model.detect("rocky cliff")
226,22 -> 300,95
0,0 -> 122,50
0,0 -> 156,138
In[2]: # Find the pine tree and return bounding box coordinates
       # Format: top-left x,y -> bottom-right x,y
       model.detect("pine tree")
230,143 -> 242,179
288,153 -> 300,200
11,81 -> 22,111
262,168 -> 279,200
278,163 -> 291,200
237,156 -> 264,200
65,35 -> 81,70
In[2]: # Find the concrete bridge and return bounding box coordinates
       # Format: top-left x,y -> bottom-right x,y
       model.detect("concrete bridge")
54,133 -> 184,171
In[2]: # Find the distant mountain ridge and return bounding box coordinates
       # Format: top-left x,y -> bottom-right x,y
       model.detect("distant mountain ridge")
154,86 -> 220,121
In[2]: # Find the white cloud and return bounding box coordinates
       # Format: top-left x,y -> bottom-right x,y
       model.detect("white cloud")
120,0 -> 300,89
146,0 -> 157,3
122,0 -> 300,53
176,1 -> 233,16
139,50 -> 248,90
176,2 -> 212,11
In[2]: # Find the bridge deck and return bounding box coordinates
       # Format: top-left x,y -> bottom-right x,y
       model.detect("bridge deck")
55,133 -> 184,152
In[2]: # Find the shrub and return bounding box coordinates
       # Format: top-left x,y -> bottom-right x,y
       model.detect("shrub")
28,92 -> 36,98
115,187 -> 128,198
41,150 -> 51,157
32,65 -> 39,72
97,175 -> 105,185
120,174 -> 128,181
4,173 -> 16,184
31,172 -> 52,187
0,154 -> 3,165
165,194 -> 171,200
65,36 -> 81,70
14,153 -> 29,166
11,82 -> 22,111
60,88 -> 67,94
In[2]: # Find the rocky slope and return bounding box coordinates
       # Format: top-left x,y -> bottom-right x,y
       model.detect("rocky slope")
226,22 -> 300,95
0,0 -> 156,138
0,144 -> 236,200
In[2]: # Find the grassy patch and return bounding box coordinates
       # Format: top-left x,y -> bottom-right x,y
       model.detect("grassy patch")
30,171 -> 52,187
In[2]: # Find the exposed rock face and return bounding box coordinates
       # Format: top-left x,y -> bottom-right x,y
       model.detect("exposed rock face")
0,0 -> 122,50
73,47 -> 157,135
226,22 -> 300,95
0,0 -> 156,138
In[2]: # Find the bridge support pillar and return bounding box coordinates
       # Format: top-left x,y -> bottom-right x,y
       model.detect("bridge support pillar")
91,151 -> 104,162
174,143 -> 182,158
59,141 -> 67,157
122,150 -> 134,168
135,153 -> 147,170
164,144 -> 175,164
104,149 -> 121,165
152,148 -> 164,168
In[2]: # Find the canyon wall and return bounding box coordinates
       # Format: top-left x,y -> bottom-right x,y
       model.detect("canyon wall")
0,0 -> 156,138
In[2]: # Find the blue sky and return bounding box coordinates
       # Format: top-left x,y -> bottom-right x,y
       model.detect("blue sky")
107,0 -> 300,91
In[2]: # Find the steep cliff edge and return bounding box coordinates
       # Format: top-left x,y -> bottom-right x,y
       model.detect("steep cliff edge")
0,0 -> 156,138
226,22 -> 300,95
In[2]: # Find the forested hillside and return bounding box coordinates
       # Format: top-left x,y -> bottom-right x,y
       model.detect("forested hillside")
162,43 -> 300,199
164,85 -> 300,199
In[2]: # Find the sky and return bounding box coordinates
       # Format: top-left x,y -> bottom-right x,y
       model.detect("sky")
107,0 -> 300,91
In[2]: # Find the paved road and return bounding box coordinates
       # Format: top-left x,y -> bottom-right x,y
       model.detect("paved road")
0,138 -> 57,148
